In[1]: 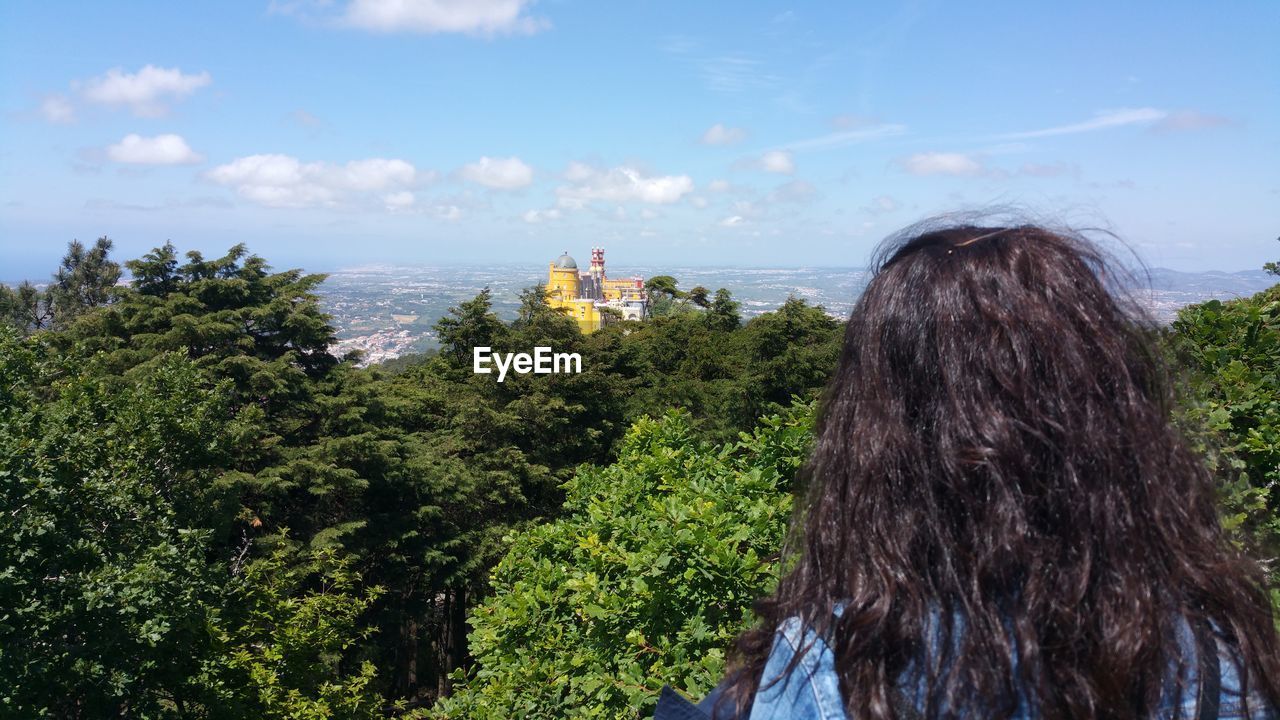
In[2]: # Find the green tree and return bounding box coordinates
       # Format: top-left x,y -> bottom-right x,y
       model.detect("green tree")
645,275 -> 681,299
737,297 -> 841,416
0,280 -> 50,333
434,287 -> 507,367
1263,236 -> 1279,276
687,286 -> 710,309
62,244 -> 338,470
598,305 -> 625,323
645,275 -> 682,317
513,283 -> 578,338
0,327 -> 390,718
0,331 -> 232,716
436,403 -> 815,719
1,238 -> 121,334
328,284 -> 626,702
2,241 -> 855,714
706,288 -> 741,332
1168,280 -> 1280,589
47,236 -> 122,328
128,241 -> 182,297
208,544 -> 386,719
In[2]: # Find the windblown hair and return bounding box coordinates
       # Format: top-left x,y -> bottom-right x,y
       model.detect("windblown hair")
724,222 -> 1280,718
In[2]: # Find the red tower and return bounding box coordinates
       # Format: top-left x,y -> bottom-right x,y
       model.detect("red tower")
590,247 -> 605,278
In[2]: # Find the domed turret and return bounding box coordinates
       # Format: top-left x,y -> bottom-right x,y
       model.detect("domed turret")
553,252 -> 578,269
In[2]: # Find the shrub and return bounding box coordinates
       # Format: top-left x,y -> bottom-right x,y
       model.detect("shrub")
436,403 -> 813,718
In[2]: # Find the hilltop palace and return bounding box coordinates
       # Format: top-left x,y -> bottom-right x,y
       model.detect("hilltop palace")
546,248 -> 648,333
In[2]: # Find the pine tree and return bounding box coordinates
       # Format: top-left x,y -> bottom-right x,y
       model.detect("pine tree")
47,236 -> 121,328
707,288 -> 741,332
434,287 -> 508,366
0,281 -> 51,333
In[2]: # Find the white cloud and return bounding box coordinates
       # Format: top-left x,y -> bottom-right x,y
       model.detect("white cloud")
80,65 -> 211,117
563,161 -> 595,182
760,150 -> 794,174
706,179 -> 731,193
343,0 -> 547,35
459,155 -> 533,189
40,94 -> 75,124
207,154 -> 422,208
719,215 -> 745,227
700,123 -> 747,145
107,134 -> 203,165
341,158 -> 420,189
556,165 -> 694,205
1152,110 -> 1231,133
1000,108 -> 1166,140
384,191 -> 416,211
899,152 -> 983,177
522,207 -> 562,223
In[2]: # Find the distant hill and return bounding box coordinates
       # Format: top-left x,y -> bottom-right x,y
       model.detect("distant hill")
1143,268 -> 1276,294
318,264 -> 1278,363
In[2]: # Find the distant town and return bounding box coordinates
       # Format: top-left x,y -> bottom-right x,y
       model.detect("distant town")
319,259 -> 1278,366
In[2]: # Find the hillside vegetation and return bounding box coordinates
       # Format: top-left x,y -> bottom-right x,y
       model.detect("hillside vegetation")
435,405 -> 812,718
1170,280 -> 1280,594
0,240 -> 840,717
1,239 -> 1276,718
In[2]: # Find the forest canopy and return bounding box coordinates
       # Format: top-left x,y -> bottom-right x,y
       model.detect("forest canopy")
1,239 -> 1276,718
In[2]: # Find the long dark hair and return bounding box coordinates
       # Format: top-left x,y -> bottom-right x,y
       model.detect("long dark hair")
724,222 -> 1280,718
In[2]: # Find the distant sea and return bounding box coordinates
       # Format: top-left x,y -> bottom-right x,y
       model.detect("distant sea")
317,264 -> 1277,365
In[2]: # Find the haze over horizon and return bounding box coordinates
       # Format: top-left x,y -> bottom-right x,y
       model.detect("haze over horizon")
2,1 -> 1277,280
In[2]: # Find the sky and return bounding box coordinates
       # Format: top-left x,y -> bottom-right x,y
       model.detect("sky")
2,0 -> 1278,280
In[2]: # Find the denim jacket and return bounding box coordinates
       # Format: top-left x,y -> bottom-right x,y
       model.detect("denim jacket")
745,614 -> 1274,720
654,614 -> 1275,720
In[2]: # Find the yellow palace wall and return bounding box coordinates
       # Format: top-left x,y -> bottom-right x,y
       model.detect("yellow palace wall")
546,263 -> 605,333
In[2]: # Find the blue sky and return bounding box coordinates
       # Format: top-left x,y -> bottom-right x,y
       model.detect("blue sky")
2,0 -> 1277,280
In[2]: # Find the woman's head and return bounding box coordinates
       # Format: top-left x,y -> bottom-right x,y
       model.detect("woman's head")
727,221 -> 1279,718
